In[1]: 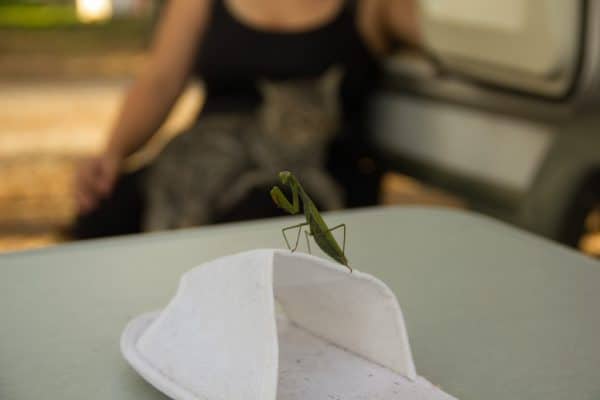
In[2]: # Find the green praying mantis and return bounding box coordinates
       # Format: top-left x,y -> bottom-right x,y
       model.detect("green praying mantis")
270,171 -> 351,272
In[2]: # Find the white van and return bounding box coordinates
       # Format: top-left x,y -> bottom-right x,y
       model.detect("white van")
371,0 -> 600,247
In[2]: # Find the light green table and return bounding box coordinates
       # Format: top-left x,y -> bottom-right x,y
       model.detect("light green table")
1,207 -> 599,399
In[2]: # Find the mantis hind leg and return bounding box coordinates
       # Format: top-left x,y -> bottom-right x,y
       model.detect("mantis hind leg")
281,222 -> 309,252
312,223 -> 351,272
326,223 -> 346,253
328,223 -> 350,272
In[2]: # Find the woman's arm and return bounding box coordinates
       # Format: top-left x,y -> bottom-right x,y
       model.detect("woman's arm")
105,0 -> 212,159
75,0 -> 211,213
357,0 -> 421,56
380,0 -> 422,48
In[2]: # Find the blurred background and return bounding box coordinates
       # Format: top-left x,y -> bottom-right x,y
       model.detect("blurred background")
1,0 -> 204,251
1,0 -> 599,256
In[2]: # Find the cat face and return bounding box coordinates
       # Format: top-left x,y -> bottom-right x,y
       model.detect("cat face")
258,67 -> 343,147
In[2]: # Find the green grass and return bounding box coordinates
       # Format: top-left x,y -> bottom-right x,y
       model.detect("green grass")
0,25 -> 152,56
0,3 -> 81,29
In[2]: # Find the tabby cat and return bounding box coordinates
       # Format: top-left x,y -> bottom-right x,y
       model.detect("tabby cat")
144,67 -> 344,231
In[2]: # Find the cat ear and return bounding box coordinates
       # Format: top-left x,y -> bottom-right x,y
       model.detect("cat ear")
319,65 -> 344,96
258,79 -> 277,98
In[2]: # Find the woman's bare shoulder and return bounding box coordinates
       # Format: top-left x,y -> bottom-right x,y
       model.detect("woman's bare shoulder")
152,0 -> 214,48
143,0 -> 214,80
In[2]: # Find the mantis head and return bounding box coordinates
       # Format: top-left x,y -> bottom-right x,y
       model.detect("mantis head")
279,171 -> 292,185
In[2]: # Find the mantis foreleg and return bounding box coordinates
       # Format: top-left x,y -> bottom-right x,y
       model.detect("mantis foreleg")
270,185 -> 300,215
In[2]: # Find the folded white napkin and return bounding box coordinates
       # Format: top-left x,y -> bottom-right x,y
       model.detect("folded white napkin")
121,249 -> 456,400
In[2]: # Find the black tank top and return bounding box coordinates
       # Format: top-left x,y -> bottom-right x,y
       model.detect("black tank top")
194,0 -> 379,121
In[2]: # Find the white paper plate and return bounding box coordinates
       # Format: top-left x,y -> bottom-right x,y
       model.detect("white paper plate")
120,249 -> 457,400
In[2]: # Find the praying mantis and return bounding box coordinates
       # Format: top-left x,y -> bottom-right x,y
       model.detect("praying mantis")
270,171 -> 351,272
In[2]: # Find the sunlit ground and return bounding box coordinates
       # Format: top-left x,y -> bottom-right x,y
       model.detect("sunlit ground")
0,79 -> 203,252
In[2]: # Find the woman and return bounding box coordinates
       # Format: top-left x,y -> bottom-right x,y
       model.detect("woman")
73,0 -> 421,237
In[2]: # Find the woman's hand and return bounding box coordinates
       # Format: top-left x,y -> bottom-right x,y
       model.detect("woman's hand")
74,152 -> 122,214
